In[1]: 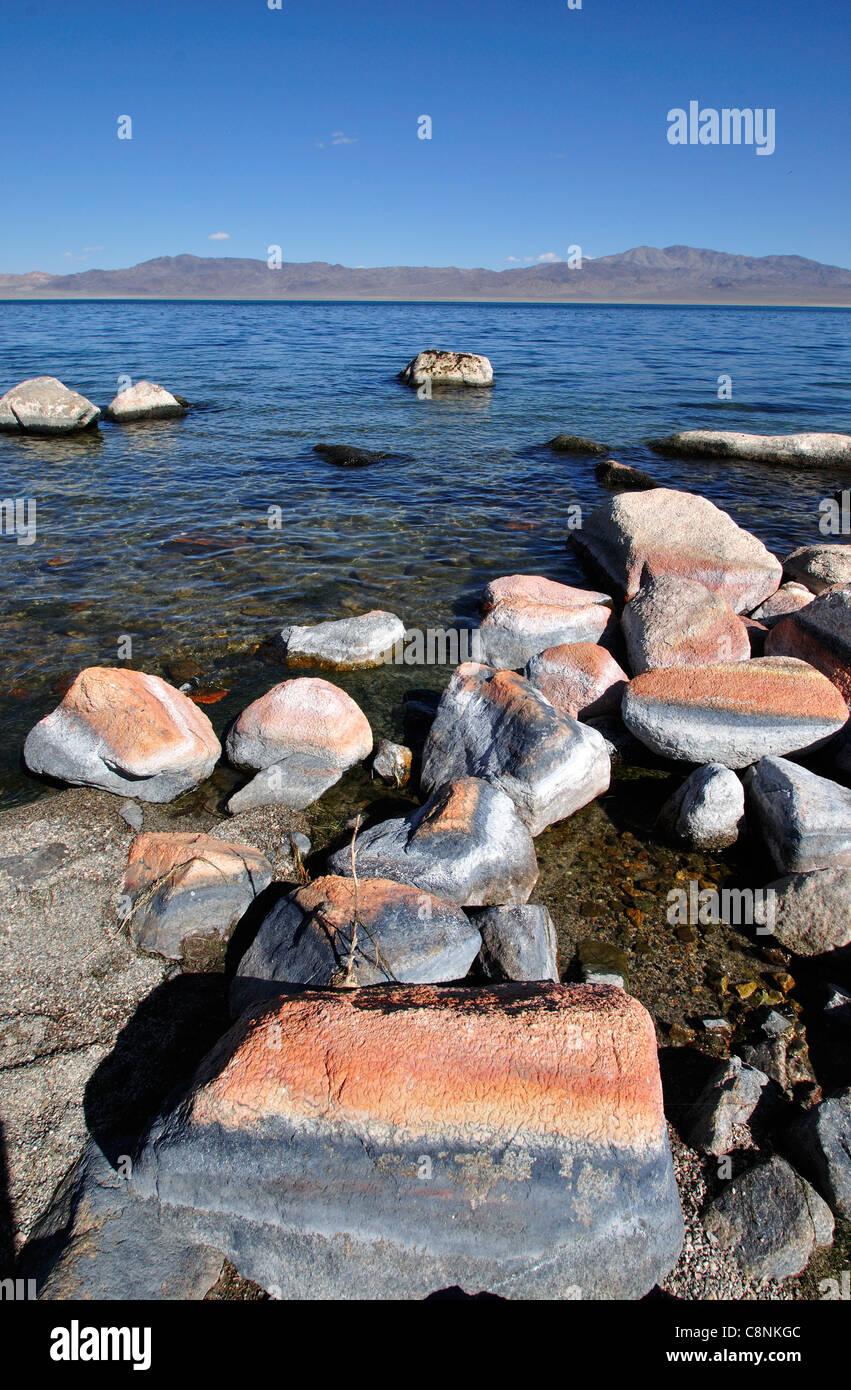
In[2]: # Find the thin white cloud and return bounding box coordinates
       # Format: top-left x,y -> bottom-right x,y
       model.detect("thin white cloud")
331,131 -> 358,145
537,252 -> 561,262
208,231 -> 230,241
506,251 -> 564,265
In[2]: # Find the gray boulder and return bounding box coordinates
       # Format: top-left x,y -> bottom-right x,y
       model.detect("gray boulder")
399,350 -> 493,388
783,543 -> 851,595
750,582 -> 814,628
657,764 -> 744,850
328,776 -> 538,906
106,381 -> 185,422
421,663 -> 610,835
703,1156 -> 834,1282
686,1056 -> 775,1155
746,755 -> 851,873
787,1089 -> 851,1220
765,867 -> 851,959
0,376 -> 100,434
372,739 -> 413,786
471,904 -> 559,982
766,582 -> 851,711
231,875 -> 481,1013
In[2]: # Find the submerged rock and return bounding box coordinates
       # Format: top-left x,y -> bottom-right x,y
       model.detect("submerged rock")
621,657 -> 847,768
421,663 -> 611,834
652,430 -> 851,468
480,574 -> 614,669
546,433 -> 608,455
471,904 -> 559,983
313,443 -> 388,467
746,755 -> 851,873
0,376 -> 100,434
281,610 -> 404,669
703,1156 -> 833,1282
328,776 -> 538,906
129,982 -> 684,1300
525,642 -> 627,720
398,351 -> 493,388
232,876 -> 481,1011
766,867 -> 851,959
572,487 -> 782,613
123,831 -> 273,963
106,381 -> 186,422
783,543 -> 851,595
657,764 -> 744,850
225,678 -> 372,812
595,459 -> 658,491
766,582 -> 851,708
23,667 -> 221,802
621,573 -> 750,674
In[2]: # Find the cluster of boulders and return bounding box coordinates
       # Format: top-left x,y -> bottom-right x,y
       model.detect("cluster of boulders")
0,375 -> 187,433
12,423 -> 851,1298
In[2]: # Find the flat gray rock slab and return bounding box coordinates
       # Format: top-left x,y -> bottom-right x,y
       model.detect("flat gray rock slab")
328,777 -> 539,906
746,754 -> 851,873
703,1156 -> 834,1282
421,663 -> 610,835
281,610 -> 405,669
652,430 -> 851,468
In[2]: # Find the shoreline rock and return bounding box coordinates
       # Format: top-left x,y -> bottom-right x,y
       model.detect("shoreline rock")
0,376 -> 100,435
398,351 -> 493,388
652,430 -> 851,468
106,381 -> 186,422
281,610 -> 404,669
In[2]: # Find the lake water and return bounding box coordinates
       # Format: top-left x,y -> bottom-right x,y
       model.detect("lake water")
1,299 -> 849,807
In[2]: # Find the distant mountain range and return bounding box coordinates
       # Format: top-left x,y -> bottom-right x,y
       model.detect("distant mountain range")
2,245 -> 851,304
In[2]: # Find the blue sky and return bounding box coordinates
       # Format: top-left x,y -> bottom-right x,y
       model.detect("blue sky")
2,0 -> 849,274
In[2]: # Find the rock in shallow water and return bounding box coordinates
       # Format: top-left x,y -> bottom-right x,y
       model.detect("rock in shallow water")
621,657 -> 847,768
652,429 -> 851,468
398,350 -> 493,388
545,433 -> 608,455
657,763 -> 744,850
703,1156 -> 833,1282
421,663 -> 611,834
470,904 -> 559,983
231,875 -> 481,1011
23,667 -> 221,802
128,982 -> 684,1300
106,380 -> 186,422
479,574 -> 614,669
595,459 -> 658,490
746,754 -> 851,873
281,609 -> 404,669
313,443 -> 389,467
372,738 -> 412,786
328,776 -> 538,906
572,487 -> 782,613
621,573 -> 750,675
225,678 -> 372,812
123,831 -> 273,963
0,376 -> 100,434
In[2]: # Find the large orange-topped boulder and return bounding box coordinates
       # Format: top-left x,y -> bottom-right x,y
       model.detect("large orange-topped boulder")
622,657 -> 847,768
572,488 -> 782,613
131,982 -> 683,1299
23,667 -> 221,801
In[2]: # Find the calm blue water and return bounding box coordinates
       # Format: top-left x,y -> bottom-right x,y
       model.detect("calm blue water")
1,300 -> 849,804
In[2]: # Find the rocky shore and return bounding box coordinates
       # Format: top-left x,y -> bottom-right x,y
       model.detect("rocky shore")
2,361 -> 851,1301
